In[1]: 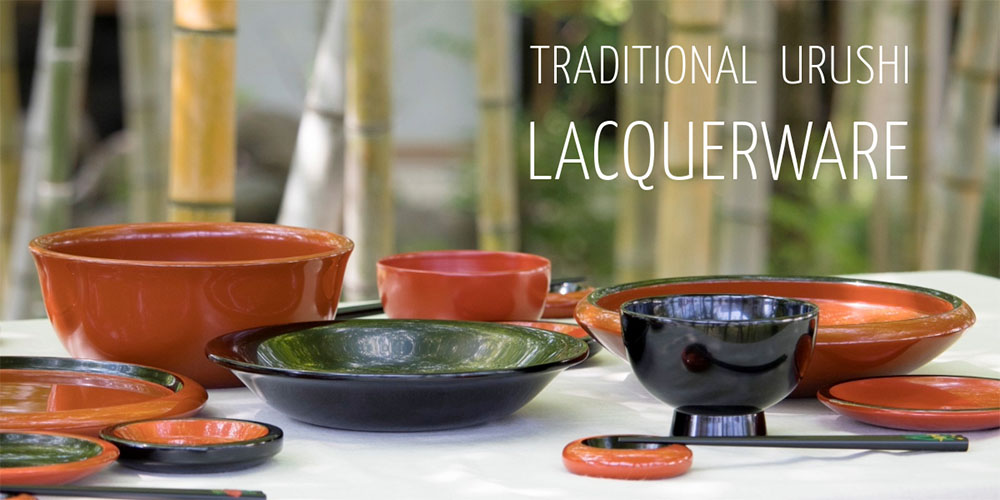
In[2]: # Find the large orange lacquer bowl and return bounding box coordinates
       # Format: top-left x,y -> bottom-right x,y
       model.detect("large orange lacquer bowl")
377,250 -> 550,321
30,223 -> 354,388
575,276 -> 976,397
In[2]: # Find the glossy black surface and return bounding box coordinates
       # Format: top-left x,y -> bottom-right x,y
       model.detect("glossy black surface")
0,433 -> 102,468
621,295 -> 818,418
206,320 -> 589,431
99,419 -> 283,474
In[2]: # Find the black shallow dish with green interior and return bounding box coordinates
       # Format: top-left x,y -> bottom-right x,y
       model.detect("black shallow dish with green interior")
205,320 -> 589,432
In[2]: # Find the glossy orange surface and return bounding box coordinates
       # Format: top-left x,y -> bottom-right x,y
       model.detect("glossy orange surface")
0,431 -> 119,485
0,368 -> 207,436
377,250 -> 550,321
501,321 -> 590,339
542,287 -> 594,318
108,419 -> 270,446
818,376 -> 1000,431
575,277 -> 976,397
562,436 -> 692,480
30,223 -> 354,387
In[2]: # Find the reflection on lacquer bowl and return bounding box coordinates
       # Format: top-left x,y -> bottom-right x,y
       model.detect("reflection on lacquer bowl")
621,295 -> 818,436
376,250 -> 550,321
576,276 -> 976,397
30,223 -> 353,388
206,319 -> 589,431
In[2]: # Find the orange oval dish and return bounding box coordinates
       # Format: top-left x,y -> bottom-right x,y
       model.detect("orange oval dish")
575,276 -> 976,397
108,419 -> 270,446
0,431 -> 119,485
543,287 -> 594,319
562,436 -> 692,480
818,376 -> 1000,431
0,357 -> 208,436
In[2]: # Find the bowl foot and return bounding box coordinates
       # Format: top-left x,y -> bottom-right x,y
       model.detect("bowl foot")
671,410 -> 766,437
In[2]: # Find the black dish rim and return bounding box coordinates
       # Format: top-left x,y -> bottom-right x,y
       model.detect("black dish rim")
205,319 -> 590,381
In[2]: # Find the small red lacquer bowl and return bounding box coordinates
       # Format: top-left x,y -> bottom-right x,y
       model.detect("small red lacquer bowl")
377,250 -> 550,321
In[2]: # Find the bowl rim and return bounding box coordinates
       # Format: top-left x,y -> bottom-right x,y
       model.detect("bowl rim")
817,375 -> 1000,413
0,429 -> 120,472
28,222 -> 354,268
620,294 -> 820,326
206,319 -> 589,380
583,275 -> 972,334
376,249 -> 551,277
99,418 -> 283,451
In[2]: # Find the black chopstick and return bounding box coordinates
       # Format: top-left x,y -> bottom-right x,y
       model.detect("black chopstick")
617,434 -> 969,452
335,301 -> 384,319
0,485 -> 266,500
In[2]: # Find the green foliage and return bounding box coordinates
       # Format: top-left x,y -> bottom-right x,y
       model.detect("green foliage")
976,165 -> 999,277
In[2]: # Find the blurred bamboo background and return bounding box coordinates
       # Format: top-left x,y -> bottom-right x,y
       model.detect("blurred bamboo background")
0,0 -> 997,318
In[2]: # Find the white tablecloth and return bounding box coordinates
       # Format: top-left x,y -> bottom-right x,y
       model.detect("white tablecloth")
2,271 -> 998,500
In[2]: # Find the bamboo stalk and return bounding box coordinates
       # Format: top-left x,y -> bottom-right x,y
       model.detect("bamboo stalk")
613,0 -> 663,283
865,1 -> 913,272
0,0 -> 21,311
902,0 -> 948,269
654,0 -> 725,278
4,0 -> 92,320
715,0 -> 774,275
342,0 -> 393,300
277,0 -> 346,232
168,0 -> 237,222
474,0 -> 518,251
921,0 -> 1000,270
119,0 -> 171,222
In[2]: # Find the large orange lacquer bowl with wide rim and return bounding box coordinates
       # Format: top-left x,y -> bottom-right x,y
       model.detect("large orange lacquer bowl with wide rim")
575,276 -> 976,397
377,250 -> 551,321
30,223 -> 354,388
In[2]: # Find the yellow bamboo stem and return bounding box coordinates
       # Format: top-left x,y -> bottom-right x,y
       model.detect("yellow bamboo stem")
168,0 -> 236,222
655,0 -> 725,278
0,0 -> 21,309
342,0 -> 393,300
614,0 -> 663,283
475,0 -> 518,251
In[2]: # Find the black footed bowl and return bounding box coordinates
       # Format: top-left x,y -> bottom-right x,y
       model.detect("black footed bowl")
621,295 -> 818,434
206,320 -> 589,432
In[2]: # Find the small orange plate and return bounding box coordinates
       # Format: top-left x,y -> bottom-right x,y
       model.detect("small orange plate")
818,375 -> 1000,431
543,288 -> 594,319
562,435 -> 692,480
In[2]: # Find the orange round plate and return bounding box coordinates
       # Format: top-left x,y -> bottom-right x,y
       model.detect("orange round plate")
818,376 -> 1000,431
0,431 -> 119,485
0,357 -> 208,436
543,287 -> 594,318
562,435 -> 692,480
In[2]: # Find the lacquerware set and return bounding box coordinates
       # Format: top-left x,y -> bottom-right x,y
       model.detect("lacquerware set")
1,222 -> 997,490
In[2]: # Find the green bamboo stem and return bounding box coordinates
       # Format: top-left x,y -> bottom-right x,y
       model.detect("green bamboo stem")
0,0 -> 21,312
613,0 -> 663,283
167,0 -> 237,222
474,0 -> 518,251
715,0 -> 774,275
278,0 -> 346,232
654,0 -> 725,278
921,0 -> 1000,270
4,0 -> 93,320
119,0 -> 171,222
342,0 -> 393,300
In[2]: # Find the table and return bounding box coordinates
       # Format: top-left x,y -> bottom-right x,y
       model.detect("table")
2,271 -> 998,500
